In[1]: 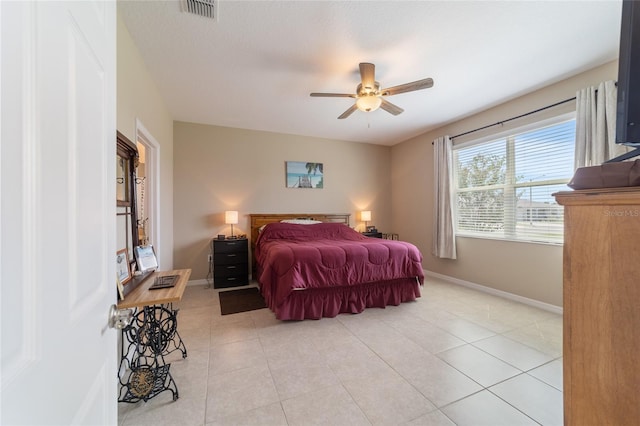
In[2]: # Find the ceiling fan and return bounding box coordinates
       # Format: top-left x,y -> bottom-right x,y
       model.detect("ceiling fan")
310,62 -> 434,119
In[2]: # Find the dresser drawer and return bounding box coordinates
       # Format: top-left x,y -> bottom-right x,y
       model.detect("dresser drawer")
213,239 -> 247,253
214,263 -> 248,279
214,275 -> 249,288
214,251 -> 245,265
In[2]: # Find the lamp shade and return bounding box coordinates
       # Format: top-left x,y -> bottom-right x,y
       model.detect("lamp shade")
361,210 -> 371,222
225,210 -> 238,225
356,95 -> 382,112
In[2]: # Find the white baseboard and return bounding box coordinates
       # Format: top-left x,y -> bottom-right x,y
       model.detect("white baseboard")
187,278 -> 209,286
424,270 -> 563,315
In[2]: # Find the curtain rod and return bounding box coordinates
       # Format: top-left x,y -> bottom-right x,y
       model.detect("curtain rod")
448,96 -> 576,141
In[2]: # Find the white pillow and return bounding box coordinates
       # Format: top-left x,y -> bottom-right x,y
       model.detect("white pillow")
280,219 -> 323,225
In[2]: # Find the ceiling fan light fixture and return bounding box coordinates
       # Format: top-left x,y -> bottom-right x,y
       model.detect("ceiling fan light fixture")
356,94 -> 382,112
310,62 -> 433,119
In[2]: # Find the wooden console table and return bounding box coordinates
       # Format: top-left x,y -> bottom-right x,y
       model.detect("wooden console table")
117,268 -> 191,310
117,269 -> 191,403
554,188 -> 640,425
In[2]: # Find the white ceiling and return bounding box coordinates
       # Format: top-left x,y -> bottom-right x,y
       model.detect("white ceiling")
118,0 -> 622,146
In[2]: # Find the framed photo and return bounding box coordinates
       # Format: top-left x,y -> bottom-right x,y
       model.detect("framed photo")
285,161 -> 323,189
116,277 -> 125,300
135,245 -> 158,273
116,248 -> 132,285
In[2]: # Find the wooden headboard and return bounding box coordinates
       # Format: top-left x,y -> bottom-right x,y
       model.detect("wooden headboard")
248,213 -> 351,276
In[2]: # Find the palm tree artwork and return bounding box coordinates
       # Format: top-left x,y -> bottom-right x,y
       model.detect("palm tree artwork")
286,161 -> 324,188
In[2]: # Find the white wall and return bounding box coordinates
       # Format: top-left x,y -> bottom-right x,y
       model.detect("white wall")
391,61 -> 618,307
117,12 -> 174,269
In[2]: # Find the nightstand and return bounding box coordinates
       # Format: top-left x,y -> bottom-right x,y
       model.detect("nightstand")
362,231 -> 383,238
212,238 -> 248,288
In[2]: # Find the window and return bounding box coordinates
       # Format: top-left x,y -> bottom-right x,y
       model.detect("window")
453,117 -> 575,244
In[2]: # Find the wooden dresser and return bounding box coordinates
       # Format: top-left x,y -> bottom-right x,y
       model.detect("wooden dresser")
554,188 -> 640,425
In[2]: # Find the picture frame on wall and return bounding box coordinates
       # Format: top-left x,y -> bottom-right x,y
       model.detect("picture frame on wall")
116,248 -> 132,285
285,161 -> 323,189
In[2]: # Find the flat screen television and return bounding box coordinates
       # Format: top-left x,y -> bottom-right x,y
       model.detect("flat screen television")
615,0 -> 640,152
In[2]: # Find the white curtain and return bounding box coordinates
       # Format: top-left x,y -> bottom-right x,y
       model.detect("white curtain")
432,135 -> 457,259
575,80 -> 628,168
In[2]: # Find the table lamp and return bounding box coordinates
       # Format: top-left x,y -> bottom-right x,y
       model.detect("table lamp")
361,210 -> 371,229
225,210 -> 238,238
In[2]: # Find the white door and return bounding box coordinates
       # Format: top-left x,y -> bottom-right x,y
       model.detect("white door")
1,1 -> 117,424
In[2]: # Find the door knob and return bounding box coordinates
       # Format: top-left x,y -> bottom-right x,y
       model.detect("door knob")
108,304 -> 134,329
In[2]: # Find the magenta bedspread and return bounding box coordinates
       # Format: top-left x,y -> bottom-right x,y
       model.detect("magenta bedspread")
254,223 -> 424,316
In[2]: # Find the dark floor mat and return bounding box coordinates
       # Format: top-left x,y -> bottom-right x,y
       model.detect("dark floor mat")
218,287 -> 267,315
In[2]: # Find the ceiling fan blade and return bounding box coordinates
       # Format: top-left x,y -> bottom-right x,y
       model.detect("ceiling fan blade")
310,92 -> 356,98
338,104 -> 358,119
380,98 -> 404,116
359,63 -> 376,91
381,78 -> 434,96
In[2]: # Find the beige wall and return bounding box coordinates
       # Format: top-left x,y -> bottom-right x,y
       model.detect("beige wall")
117,12 -> 174,268
117,11 -> 617,307
391,61 -> 618,307
173,122 -> 392,280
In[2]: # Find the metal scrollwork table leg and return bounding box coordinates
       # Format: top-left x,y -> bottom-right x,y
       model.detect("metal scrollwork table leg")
117,304 -> 187,403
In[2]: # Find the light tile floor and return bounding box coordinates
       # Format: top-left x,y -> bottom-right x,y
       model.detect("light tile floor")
118,276 -> 563,426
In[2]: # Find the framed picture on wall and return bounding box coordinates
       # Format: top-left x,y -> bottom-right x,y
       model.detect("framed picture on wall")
285,161 -> 323,189
116,248 -> 131,285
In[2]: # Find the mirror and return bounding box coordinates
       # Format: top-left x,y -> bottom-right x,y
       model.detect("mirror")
116,156 -> 129,204
116,131 -> 139,277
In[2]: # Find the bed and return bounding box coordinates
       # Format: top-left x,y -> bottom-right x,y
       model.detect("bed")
249,213 -> 424,320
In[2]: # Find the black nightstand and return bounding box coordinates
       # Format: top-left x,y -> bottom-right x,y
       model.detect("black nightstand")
212,238 -> 248,288
362,232 -> 383,238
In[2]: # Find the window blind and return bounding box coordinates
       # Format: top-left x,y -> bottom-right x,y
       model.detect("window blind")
453,118 -> 575,244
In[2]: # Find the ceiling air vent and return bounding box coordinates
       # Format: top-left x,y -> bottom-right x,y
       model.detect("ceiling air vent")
181,0 -> 217,20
